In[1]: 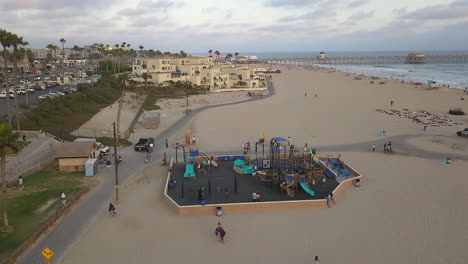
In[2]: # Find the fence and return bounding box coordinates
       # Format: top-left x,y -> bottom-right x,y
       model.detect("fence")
125,94 -> 148,139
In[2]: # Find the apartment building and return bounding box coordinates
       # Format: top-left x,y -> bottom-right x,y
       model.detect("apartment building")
132,56 -> 266,91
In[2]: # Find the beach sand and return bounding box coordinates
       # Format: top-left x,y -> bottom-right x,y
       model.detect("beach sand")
62,66 -> 468,264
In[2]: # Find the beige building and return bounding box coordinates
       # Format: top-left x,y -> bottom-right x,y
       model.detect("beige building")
55,142 -> 99,172
132,56 -> 266,91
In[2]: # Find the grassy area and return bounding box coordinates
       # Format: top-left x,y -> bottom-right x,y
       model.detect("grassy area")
0,168 -> 84,260
20,74 -> 123,140
142,94 -> 161,111
133,81 -> 205,111
5,141 -> 31,155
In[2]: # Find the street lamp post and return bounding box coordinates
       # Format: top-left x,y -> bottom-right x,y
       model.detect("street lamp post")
112,122 -> 119,202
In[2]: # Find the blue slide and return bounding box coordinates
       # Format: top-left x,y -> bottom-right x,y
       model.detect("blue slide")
299,177 -> 315,196
184,163 -> 196,178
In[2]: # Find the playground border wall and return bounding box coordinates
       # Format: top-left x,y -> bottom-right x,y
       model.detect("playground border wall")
164,154 -> 363,216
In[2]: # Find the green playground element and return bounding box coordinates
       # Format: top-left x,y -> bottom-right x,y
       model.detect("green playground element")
234,159 -> 245,167
242,165 -> 256,174
184,158 -> 196,178
299,177 -> 315,196
233,159 -> 256,175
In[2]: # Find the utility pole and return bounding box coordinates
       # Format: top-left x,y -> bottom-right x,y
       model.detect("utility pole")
186,96 -> 189,107
112,122 -> 119,203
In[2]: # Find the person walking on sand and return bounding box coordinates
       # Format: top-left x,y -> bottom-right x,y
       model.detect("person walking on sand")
372,144 -> 376,152
305,93 -> 307,97
165,138 -> 168,148
390,100 -> 394,106
215,222 -> 222,236
326,193 -> 331,208
192,135 -> 196,145
219,228 -> 226,244
288,136 -> 291,146
315,93 -> 317,98
314,256 -> 320,264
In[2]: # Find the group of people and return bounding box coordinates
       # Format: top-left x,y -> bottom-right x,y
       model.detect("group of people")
383,141 -> 392,152
185,109 -> 192,115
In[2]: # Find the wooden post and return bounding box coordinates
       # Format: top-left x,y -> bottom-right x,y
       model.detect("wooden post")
113,122 -> 119,203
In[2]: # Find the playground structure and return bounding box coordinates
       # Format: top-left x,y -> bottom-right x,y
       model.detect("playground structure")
166,138 -> 362,209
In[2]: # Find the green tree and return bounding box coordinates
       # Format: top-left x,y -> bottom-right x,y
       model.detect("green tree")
0,123 -> 18,233
180,50 -> 188,57
73,45 -> 80,57
0,29 -> 13,125
208,49 -> 213,57
215,50 -> 220,56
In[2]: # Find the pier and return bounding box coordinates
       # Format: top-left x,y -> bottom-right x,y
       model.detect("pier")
247,53 -> 468,65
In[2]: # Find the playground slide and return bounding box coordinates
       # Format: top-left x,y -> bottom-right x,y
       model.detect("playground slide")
184,163 -> 196,177
299,178 -> 315,196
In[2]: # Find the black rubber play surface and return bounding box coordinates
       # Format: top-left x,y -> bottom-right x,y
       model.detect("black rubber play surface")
167,160 -> 339,206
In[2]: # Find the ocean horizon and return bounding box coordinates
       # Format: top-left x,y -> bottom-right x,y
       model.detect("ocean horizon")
191,51 -> 468,89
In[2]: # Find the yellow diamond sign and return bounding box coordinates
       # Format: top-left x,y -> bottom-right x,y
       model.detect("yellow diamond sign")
41,247 -> 54,259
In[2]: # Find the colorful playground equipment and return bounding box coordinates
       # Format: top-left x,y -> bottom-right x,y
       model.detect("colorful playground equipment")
184,158 -> 196,178
299,174 -> 315,196
233,159 -> 256,175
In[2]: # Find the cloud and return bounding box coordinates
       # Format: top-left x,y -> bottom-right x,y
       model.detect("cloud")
118,0 -> 176,17
276,0 -> 338,22
341,9 -> 375,25
264,0 -> 319,7
347,0 -> 368,8
400,0 -> 468,21
1,0 -> 112,11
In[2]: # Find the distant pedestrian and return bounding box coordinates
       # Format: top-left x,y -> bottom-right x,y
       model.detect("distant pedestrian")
287,136 -> 291,146
61,193 -> 67,205
315,93 -> 317,98
165,138 -> 168,148
256,192 -> 262,202
192,135 -> 196,145
384,143 -> 387,152
18,176 -> 24,190
252,192 -> 257,202
390,100 -> 394,106
22,135 -> 26,141
326,193 -> 331,208
305,93 -> 307,96
330,192 -> 335,205
219,228 -> 226,244
314,256 -> 320,264
388,141 -> 392,151
109,203 -> 117,216
372,144 -> 376,152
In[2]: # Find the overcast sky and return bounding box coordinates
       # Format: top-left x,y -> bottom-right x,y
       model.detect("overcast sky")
1,0 -> 468,53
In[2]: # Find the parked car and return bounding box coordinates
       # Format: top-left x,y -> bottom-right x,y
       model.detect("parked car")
134,137 -> 155,151
17,88 -> 27,95
97,142 -> 111,155
457,128 -> 468,137
46,82 -> 55,88
48,91 -> 64,97
0,91 -> 14,98
38,94 -> 53,100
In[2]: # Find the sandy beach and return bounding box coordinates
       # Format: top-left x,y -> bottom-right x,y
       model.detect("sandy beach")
62,66 -> 468,264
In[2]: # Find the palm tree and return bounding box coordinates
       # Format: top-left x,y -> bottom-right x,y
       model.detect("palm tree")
139,45 -> 144,56
215,50 -> 220,56
10,34 -> 29,129
141,72 -> 151,87
116,73 -> 130,143
0,29 -> 14,125
208,49 -> 213,57
235,52 -> 239,66
180,50 -> 188,57
60,38 -> 66,70
72,45 -> 80,58
46,43 -> 54,61
0,123 -> 18,233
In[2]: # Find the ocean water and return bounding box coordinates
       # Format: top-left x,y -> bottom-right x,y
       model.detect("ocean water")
192,51 -> 468,89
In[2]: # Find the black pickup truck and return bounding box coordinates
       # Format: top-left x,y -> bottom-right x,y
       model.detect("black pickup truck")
134,137 -> 155,151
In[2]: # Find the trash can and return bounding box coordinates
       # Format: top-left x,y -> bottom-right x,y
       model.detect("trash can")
216,206 -> 222,217
423,125 -> 428,131
354,179 -> 361,187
